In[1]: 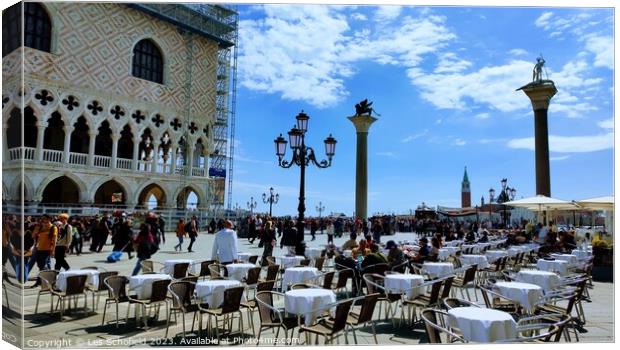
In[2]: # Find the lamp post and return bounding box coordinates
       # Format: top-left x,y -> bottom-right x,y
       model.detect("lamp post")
247,197 -> 257,215
274,110 -> 337,249
316,202 -> 325,234
489,188 -> 495,227
262,187 -> 279,217
234,202 -> 241,218
496,178 -> 517,228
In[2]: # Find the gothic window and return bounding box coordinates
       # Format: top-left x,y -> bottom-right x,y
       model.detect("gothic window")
2,2 -> 52,57
131,39 -> 163,84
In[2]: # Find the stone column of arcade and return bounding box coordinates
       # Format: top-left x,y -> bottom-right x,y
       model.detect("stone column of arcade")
348,112 -> 377,221
518,78 -> 557,197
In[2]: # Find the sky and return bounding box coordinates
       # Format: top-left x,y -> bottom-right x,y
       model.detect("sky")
226,3 -> 614,217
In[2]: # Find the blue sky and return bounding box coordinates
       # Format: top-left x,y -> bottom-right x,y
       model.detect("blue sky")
227,3 -> 614,217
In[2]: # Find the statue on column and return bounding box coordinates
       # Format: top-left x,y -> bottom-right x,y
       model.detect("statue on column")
532,56 -> 546,82
355,99 -> 381,117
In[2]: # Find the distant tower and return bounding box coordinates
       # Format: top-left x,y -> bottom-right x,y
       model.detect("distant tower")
461,167 -> 471,208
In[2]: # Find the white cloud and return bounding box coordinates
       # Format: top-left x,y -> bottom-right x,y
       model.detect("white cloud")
475,112 -> 490,120
535,11 -> 596,38
584,35 -> 613,69
376,151 -> 397,158
509,48 -> 528,57
234,154 -> 272,165
550,155 -> 571,161
401,129 -> 429,143
597,118 -> 613,129
534,12 -> 554,29
351,12 -> 367,21
507,133 -> 613,153
434,52 -> 472,74
375,5 -> 401,22
453,138 -> 466,146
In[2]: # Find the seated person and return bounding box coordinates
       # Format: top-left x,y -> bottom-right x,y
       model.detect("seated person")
358,234 -> 374,255
464,230 -> 476,243
557,231 -> 577,252
477,229 -> 489,243
342,232 -> 359,251
412,237 -> 431,263
428,237 -> 440,262
386,240 -> 407,271
434,233 -> 444,248
361,243 -> 388,268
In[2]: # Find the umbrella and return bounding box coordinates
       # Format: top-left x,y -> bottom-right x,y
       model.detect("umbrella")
575,196 -> 614,211
503,195 -> 580,211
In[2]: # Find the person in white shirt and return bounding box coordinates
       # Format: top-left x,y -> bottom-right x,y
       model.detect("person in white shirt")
211,219 -> 239,264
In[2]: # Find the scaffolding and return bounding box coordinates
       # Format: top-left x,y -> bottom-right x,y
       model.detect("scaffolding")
129,3 -> 238,215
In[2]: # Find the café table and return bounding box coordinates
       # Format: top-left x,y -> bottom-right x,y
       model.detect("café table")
305,248 -> 323,259
551,254 -> 579,266
285,288 -> 336,326
438,249 -> 451,261
485,250 -> 508,263
459,255 -> 489,269
445,240 -> 464,247
571,249 -> 591,260
129,274 -> 172,299
343,250 -> 353,257
493,281 -> 543,313
384,274 -> 425,299
281,267 -> 321,291
56,269 -> 99,292
461,244 -> 480,254
237,253 -> 253,263
226,263 -> 256,282
195,279 -> 244,308
277,255 -> 306,269
443,246 -> 460,256
448,306 -> 517,342
515,269 -> 561,292
422,262 -> 454,278
537,259 -> 569,275
163,259 -> 195,275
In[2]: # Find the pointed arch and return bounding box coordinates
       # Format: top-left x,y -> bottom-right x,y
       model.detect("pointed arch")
136,182 -> 168,209
36,172 -> 88,203
173,184 -> 205,209
89,176 -> 134,206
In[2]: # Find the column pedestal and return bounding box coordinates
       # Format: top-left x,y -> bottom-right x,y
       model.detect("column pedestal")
518,81 -> 557,197
347,114 -> 377,221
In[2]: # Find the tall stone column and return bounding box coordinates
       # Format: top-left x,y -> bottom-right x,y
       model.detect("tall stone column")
36,123 -> 47,161
132,138 -> 140,171
88,131 -> 97,166
518,81 -> 557,196
111,135 -> 120,169
151,141 -> 160,173
63,126 -> 74,163
348,114 -> 377,221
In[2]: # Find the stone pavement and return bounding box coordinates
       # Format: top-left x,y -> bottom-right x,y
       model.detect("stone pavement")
2,231 -> 614,347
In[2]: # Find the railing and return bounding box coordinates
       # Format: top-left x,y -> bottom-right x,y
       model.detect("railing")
69,152 -> 88,165
137,160 -> 152,171
157,163 -> 172,173
8,147 -> 36,161
93,155 -> 111,168
117,158 -> 133,170
42,149 -> 63,163
175,165 -> 188,175
192,167 -> 206,177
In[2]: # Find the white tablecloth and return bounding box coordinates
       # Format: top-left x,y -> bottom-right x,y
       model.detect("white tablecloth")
226,263 -> 256,281
195,279 -> 243,308
445,240 -> 464,247
129,274 -> 172,299
163,259 -> 195,275
516,269 -> 561,292
423,262 -> 454,278
438,249 -> 451,261
522,243 -> 540,252
485,250 -> 508,263
493,281 -> 543,312
507,247 -> 526,257
448,307 -> 517,342
384,274 -> 425,299
277,255 -> 306,269
537,259 -> 569,275
461,244 -> 480,253
305,248 -> 323,259
343,250 -> 353,257
476,243 -> 492,251
56,270 -> 99,292
444,246 -> 460,255
459,255 -> 489,269
282,267 -> 321,291
237,253 -> 253,263
570,249 -> 591,260
285,289 -> 336,326
551,254 -> 578,266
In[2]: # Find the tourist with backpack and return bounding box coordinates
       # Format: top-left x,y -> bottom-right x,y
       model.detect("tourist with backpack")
131,214 -> 160,275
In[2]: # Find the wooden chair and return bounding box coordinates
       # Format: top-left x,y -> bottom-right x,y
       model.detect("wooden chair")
362,273 -> 401,323
402,277 -> 445,325
34,270 -> 59,314
321,271 -> 335,290
332,268 -> 354,297
241,280 -> 276,336
420,308 -> 467,343
199,286 -> 245,342
346,293 -> 380,344
166,281 -> 199,338
255,291 -> 300,343
101,275 -> 131,328
299,299 -> 354,345
451,264 -> 478,301
314,257 -> 326,272
49,275 -> 89,321
172,262 -> 190,279
191,260 -> 216,279
127,279 -> 171,329
88,271 -> 118,311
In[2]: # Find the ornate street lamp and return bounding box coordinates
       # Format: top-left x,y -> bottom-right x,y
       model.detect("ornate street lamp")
262,187 -> 279,217
316,201 -> 326,234
496,178 -> 516,228
247,197 -> 257,215
274,110 -> 337,249
489,188 -> 495,225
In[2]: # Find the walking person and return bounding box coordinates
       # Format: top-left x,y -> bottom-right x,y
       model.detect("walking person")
2,217 -> 17,272
69,218 -> 84,255
211,220 -> 238,264
186,216 -> 198,252
112,214 -> 134,259
131,217 -> 160,276
326,219 -> 334,245
310,219 -> 317,241
29,215 -> 57,282
54,213 -> 72,271
11,222 -> 34,283
260,220 -> 276,260
174,218 -> 186,251
158,215 -> 166,245
280,219 -> 298,255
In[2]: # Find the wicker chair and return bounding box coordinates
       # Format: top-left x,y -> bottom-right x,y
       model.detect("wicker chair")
127,279 -> 171,329
241,280 -> 276,335
402,277 -> 445,325
88,271 -> 118,311
299,259 -> 311,267
140,260 -> 165,274
191,260 -> 216,279
209,263 -> 228,278
314,257 -> 326,272
346,293 -> 380,344
198,286 -> 245,342
101,275 -> 131,328
49,275 -> 89,321
172,262 -> 190,279
451,264 -> 478,301
321,271 -> 335,290
255,291 -> 300,343
248,255 -> 259,265
332,268 -> 354,297
165,281 -> 199,338
34,270 -> 59,314
442,297 -> 480,310
299,299 -> 353,345
420,308 -> 467,343
362,273 -> 400,322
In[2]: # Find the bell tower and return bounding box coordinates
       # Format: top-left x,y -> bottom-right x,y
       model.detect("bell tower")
461,166 -> 471,208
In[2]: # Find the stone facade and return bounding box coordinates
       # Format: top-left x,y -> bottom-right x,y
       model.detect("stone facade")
2,3 -> 227,210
